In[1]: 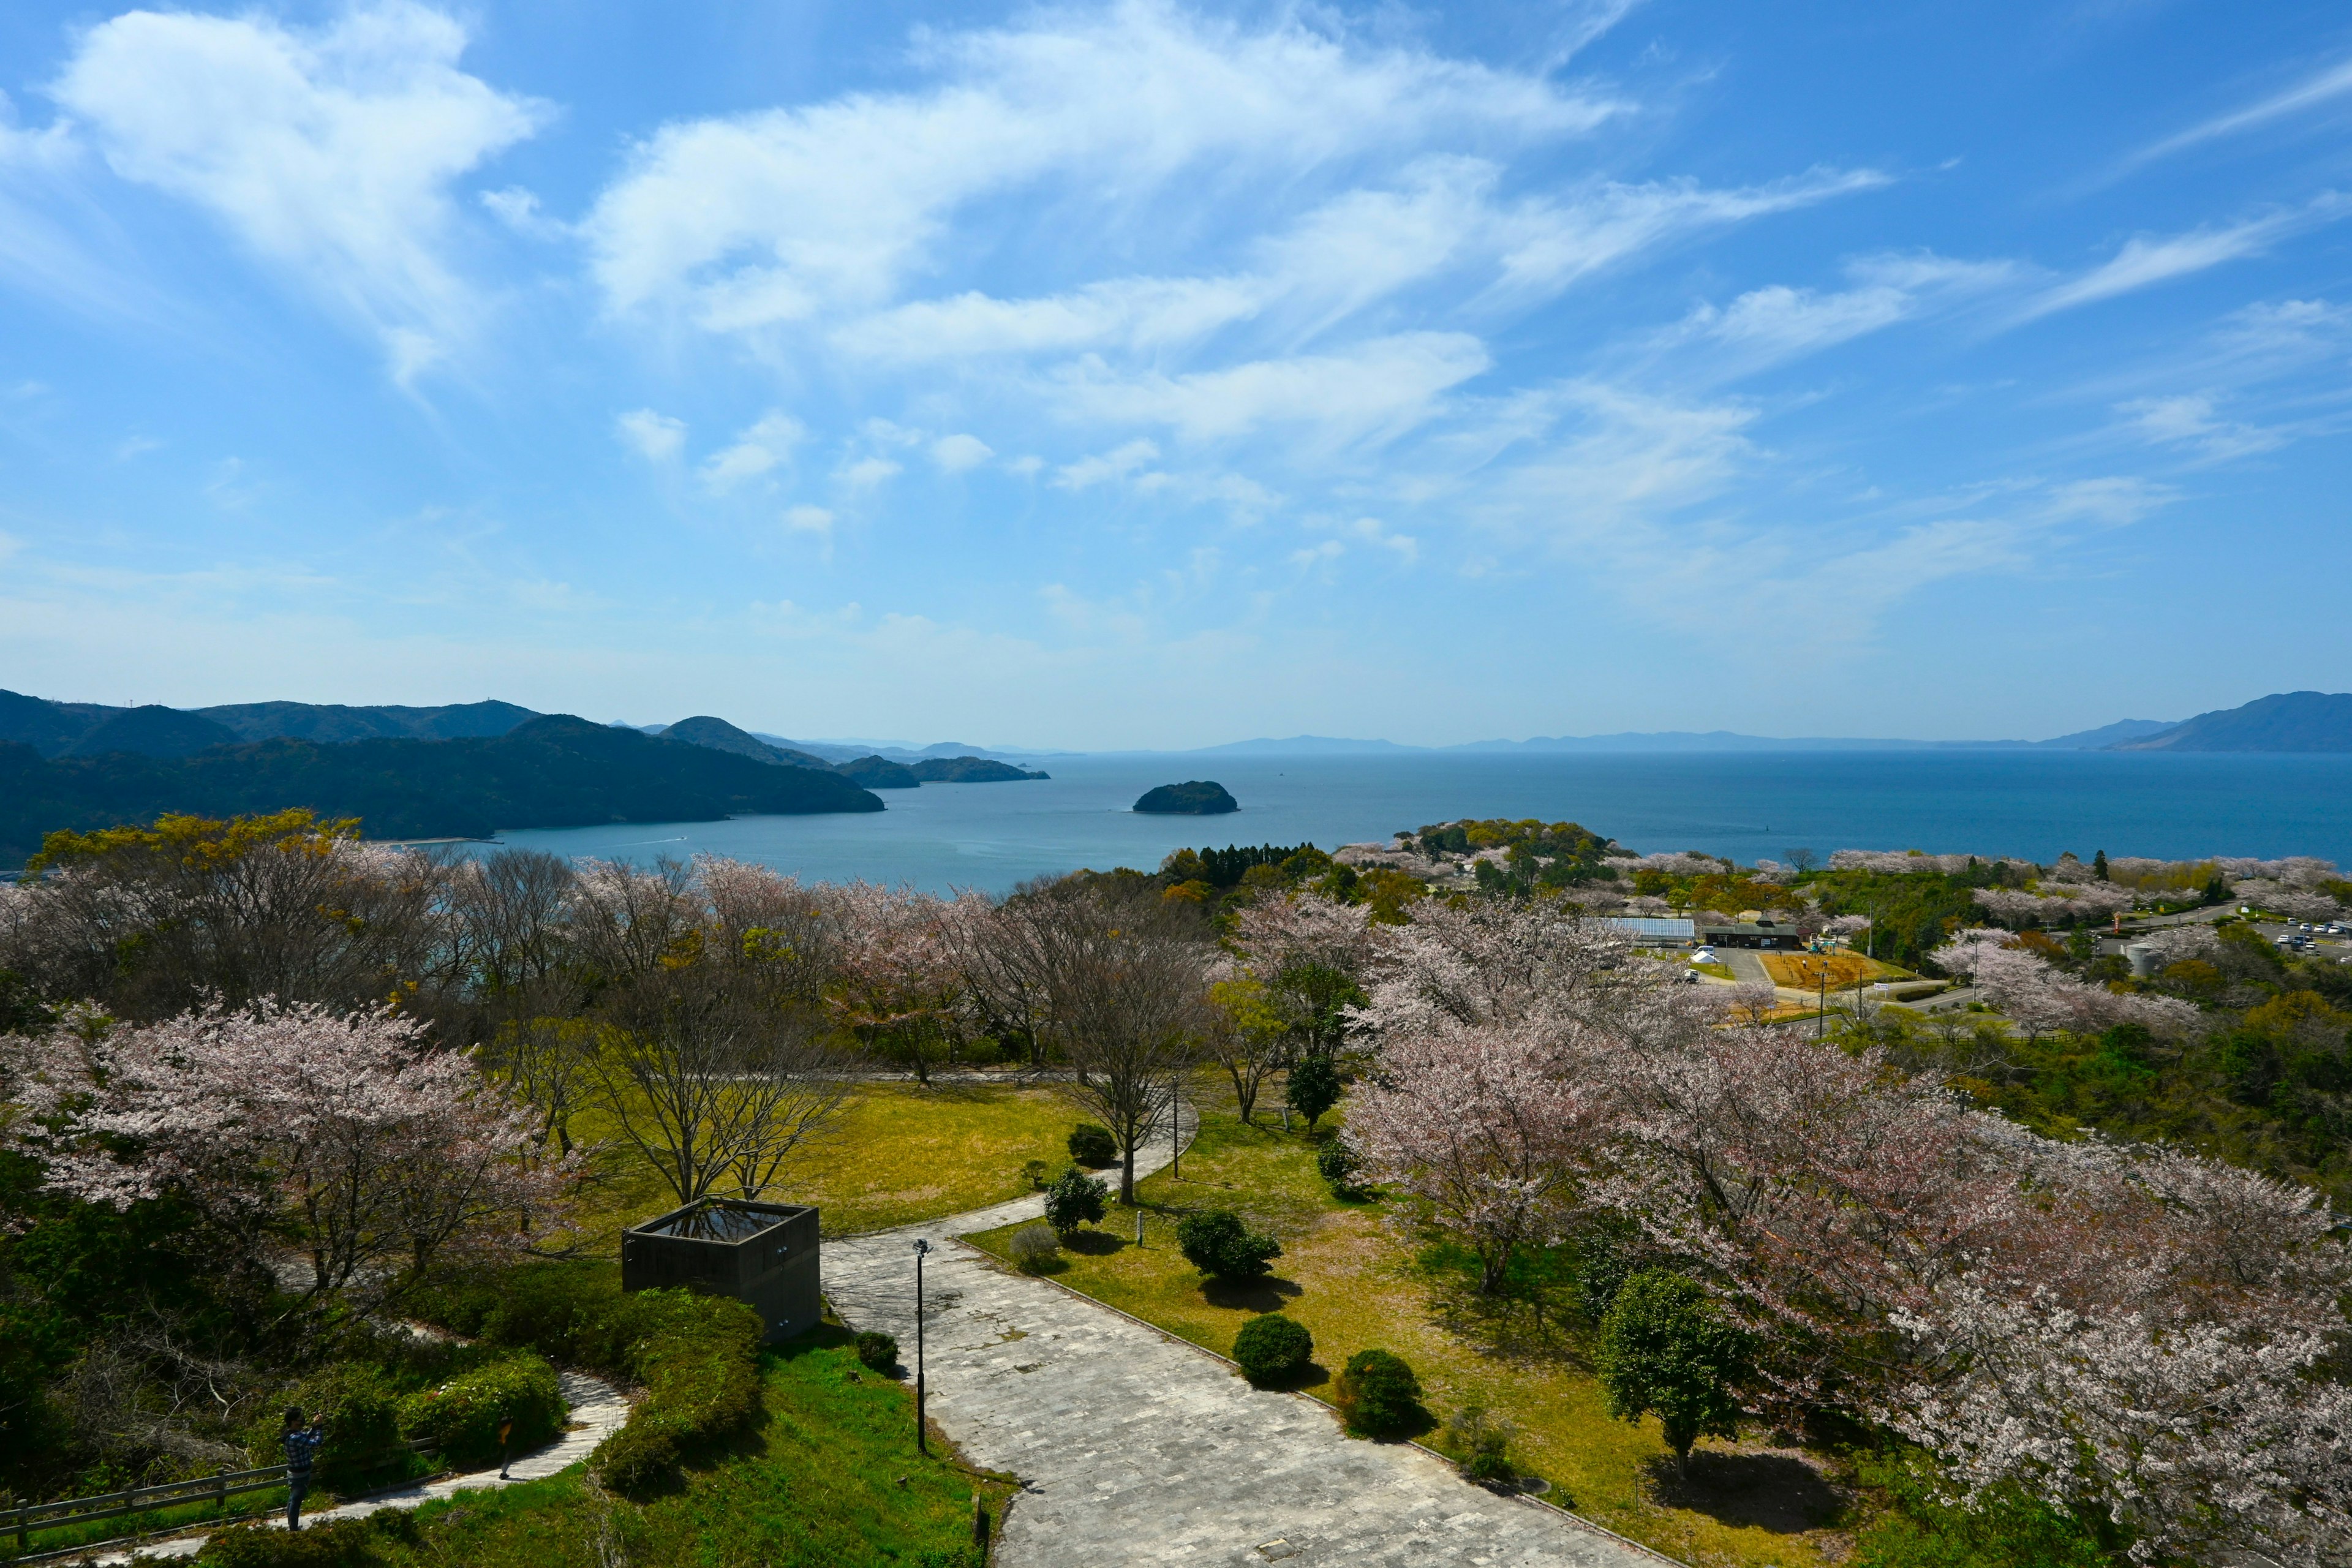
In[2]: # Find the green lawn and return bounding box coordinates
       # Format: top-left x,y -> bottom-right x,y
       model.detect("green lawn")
188,1331 -> 1001,1567
568,1080 -> 1078,1250
968,1091 -> 1850,1568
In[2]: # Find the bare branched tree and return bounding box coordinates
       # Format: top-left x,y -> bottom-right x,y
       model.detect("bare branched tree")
576,859 -> 848,1206
1010,879 -> 1211,1202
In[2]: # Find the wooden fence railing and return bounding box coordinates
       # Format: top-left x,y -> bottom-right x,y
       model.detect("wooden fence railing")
2,1439 -> 439,1556
1,1465 -> 285,1552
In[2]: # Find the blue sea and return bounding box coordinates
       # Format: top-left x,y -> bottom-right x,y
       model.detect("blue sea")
483,751 -> 2352,894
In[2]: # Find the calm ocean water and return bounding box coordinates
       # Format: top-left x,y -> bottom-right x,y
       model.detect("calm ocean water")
484,751 -> 2352,895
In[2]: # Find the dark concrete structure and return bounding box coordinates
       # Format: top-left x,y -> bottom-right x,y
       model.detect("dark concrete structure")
620,1199 -> 821,1344
1699,919 -> 1802,949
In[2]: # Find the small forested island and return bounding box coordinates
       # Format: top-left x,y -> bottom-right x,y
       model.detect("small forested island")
834,754 -> 921,788
1133,779 -> 1238,814
909,755 -> 1049,782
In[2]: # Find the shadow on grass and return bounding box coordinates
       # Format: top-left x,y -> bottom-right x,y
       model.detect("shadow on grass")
1644,1449 -> 1844,1533
1064,1229 -> 1129,1256
1201,1275 -> 1303,1312
1346,1403 -> 1440,1444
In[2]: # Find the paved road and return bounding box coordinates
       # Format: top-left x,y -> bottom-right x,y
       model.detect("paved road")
822,1159 -> 1662,1567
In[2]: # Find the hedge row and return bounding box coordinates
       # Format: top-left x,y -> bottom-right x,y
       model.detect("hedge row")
397,1353 -> 565,1470
419,1262 -> 764,1492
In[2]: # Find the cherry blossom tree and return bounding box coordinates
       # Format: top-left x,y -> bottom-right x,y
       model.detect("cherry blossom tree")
2,999 -> 565,1315
821,881 -> 965,1082
1227,891 -> 1381,1058
1932,935 -> 2199,1041
1347,1017 -> 1605,1292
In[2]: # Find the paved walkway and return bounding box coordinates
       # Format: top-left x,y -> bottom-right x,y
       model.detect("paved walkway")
823,1152 -> 1660,1566
86,1370 -> 630,1564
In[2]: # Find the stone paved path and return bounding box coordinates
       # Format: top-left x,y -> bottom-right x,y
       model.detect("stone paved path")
823,1161 -> 1664,1567
87,1370 -> 630,1564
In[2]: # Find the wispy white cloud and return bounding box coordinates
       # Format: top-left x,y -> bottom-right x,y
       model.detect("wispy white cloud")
585,0 -> 1614,329
1053,331 -> 1491,445
930,433 -> 993,472
2114,393 -> 2284,461
1052,439 -> 1164,491
616,408 -> 686,462
2128,56 -> 2352,168
53,0 -> 547,382
2015,199 -> 2350,322
1493,168 -> 1893,294
703,412 -> 805,488
837,455 -> 902,489
783,504 -> 834,533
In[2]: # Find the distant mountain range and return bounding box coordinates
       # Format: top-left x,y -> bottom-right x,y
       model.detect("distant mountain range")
1180,722 -> 2185,755
2114,692 -> 2352,752
1174,698 -> 2351,755
1,680 -> 2340,868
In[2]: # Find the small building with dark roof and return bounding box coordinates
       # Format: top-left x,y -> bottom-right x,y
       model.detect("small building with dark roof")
620,1199 -> 821,1344
1699,919 -> 1803,949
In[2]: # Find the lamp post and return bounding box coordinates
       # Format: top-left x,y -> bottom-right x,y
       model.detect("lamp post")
911,1238 -> 931,1456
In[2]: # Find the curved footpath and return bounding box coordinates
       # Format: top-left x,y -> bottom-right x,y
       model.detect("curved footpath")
824,1128 -> 1664,1568
82,1370 -> 630,1565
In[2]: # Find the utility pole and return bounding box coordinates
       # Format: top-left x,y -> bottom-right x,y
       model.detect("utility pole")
1170,1072 -> 1182,1180
911,1238 -> 930,1455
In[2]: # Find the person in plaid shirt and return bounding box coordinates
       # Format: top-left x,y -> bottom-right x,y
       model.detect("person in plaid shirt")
281,1407 -> 326,1531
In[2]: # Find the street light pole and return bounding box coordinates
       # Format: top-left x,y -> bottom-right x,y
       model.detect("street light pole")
911,1238 -> 930,1456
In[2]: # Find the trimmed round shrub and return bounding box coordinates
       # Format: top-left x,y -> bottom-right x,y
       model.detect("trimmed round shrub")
1044,1165 -> 1110,1236
1066,1122 -> 1117,1167
855,1330 -> 899,1372
1231,1313 -> 1313,1387
1175,1208 -> 1282,1280
1009,1223 -> 1061,1272
397,1351 -> 565,1469
1335,1348 -> 1423,1437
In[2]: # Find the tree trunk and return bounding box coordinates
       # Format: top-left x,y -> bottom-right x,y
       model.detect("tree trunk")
1120,1140 -> 1137,1205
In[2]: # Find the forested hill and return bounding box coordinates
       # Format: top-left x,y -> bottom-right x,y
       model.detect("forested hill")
0,714 -> 883,867
2117,690 -> 2352,752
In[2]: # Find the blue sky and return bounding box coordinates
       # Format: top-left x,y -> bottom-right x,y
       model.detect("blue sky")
1,0 -> 2347,749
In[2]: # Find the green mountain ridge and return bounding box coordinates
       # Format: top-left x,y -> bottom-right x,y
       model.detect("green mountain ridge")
0,714 -> 883,868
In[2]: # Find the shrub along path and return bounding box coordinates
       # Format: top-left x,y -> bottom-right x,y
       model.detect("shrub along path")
821,1138 -> 1657,1568
81,1370 -> 631,1565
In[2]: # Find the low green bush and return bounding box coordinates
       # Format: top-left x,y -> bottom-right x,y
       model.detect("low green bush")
197,1508 -> 421,1566
254,1362 -> 405,1491
1447,1404 -> 1516,1485
1335,1349 -> 1422,1438
1044,1166 -> 1109,1235
1175,1208 -> 1281,1280
855,1331 -> 899,1372
1009,1223 -> 1060,1272
1066,1122 -> 1117,1166
414,1263 -> 764,1493
591,1290 -> 765,1492
1230,1313 -> 1313,1386
397,1352 -> 564,1470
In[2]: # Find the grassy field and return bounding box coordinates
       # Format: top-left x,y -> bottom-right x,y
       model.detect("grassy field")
1757,952 -> 1911,991
968,1092 -> 1850,1568
183,1331 -> 1001,1567
568,1080 -> 1079,1250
